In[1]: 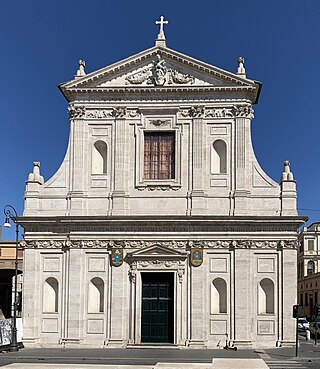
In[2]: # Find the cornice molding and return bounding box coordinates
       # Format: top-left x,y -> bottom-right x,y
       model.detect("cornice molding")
64,85 -> 256,95
19,215 -> 306,233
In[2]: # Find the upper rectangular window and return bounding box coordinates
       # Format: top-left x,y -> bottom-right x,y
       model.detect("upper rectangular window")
308,239 -> 315,251
144,132 -> 175,180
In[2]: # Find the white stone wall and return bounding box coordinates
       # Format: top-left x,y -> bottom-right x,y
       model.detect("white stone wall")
21,46 -> 302,348
21,239 -> 299,348
24,105 -> 293,218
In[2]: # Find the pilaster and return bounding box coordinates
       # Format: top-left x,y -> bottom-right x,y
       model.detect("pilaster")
112,107 -> 129,215
68,105 -> 87,215
233,105 -> 254,215
190,106 -> 207,214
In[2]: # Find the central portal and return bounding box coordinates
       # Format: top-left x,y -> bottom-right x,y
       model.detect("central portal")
141,272 -> 174,343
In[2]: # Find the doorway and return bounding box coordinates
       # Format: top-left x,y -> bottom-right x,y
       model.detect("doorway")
141,272 -> 174,343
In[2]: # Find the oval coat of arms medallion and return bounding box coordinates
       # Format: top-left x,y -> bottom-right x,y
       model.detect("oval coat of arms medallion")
191,248 -> 203,267
111,248 -> 123,267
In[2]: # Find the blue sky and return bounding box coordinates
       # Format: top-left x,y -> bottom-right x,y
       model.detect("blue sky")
1,0 -> 319,239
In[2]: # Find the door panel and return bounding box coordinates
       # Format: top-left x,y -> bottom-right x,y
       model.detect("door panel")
141,272 -> 174,343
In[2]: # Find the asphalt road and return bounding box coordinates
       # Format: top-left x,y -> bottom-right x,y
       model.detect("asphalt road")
0,333 -> 319,368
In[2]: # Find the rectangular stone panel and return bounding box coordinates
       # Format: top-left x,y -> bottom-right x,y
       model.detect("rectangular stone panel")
257,258 -> 275,273
42,318 -> 58,333
210,179 -> 227,187
88,257 -> 106,272
257,320 -> 275,335
43,257 -> 61,272
92,127 -> 109,136
210,320 -> 227,335
210,258 -> 228,273
91,179 -> 108,188
87,319 -> 104,334
210,127 -> 227,135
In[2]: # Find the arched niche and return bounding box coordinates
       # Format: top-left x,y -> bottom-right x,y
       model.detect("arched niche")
211,278 -> 227,314
92,140 -> 107,174
258,278 -> 274,314
88,277 -> 104,313
43,277 -> 59,313
307,260 -> 315,276
211,140 -> 227,174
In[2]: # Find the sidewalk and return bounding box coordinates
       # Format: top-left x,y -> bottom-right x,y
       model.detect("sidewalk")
1,341 -> 318,368
0,347 -> 260,368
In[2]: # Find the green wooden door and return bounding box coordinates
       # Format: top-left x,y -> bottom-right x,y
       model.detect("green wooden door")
141,272 -> 174,343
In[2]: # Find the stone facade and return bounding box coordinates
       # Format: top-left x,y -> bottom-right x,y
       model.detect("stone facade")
20,28 -> 306,348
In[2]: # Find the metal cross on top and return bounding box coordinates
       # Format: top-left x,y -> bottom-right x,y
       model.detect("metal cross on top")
155,16 -> 168,38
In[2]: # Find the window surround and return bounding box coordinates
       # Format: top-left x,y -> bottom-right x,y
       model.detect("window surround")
307,238 -> 315,252
135,111 -> 181,191
144,132 -> 175,180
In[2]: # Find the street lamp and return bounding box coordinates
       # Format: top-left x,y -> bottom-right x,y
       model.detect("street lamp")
3,205 -> 20,352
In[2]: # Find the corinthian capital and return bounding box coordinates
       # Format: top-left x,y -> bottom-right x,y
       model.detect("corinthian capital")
112,106 -> 127,118
189,105 -> 205,118
233,105 -> 254,119
68,105 -> 86,119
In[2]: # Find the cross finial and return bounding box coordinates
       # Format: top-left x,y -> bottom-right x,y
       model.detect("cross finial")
155,16 -> 168,46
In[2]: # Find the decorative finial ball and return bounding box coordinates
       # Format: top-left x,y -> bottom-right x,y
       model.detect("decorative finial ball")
79,60 -> 85,67
284,160 -> 290,166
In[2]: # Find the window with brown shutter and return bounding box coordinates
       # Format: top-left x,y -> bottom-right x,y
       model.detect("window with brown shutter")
144,132 -> 175,180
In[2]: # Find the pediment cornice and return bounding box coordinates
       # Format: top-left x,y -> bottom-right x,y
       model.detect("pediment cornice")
59,46 -> 261,103
127,244 -> 187,260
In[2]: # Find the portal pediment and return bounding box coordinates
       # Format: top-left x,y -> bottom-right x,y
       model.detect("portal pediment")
127,244 -> 187,260
60,46 -> 260,100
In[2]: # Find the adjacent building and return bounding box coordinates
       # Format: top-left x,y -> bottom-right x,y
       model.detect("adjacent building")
20,20 -> 306,348
298,223 -> 320,319
0,239 -> 23,319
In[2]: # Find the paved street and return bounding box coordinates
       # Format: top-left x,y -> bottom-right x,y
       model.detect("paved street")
0,334 -> 319,368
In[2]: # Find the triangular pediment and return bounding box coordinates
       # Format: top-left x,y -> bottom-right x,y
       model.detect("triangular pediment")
60,46 -> 259,94
127,244 -> 187,260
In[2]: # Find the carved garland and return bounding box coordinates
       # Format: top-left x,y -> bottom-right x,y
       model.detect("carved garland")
180,105 -> 254,119
20,239 -> 299,250
68,105 -> 253,120
85,108 -> 140,119
149,119 -> 170,127
128,260 -> 186,284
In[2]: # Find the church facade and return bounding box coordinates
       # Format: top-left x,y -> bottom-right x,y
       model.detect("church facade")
20,22 -> 305,348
